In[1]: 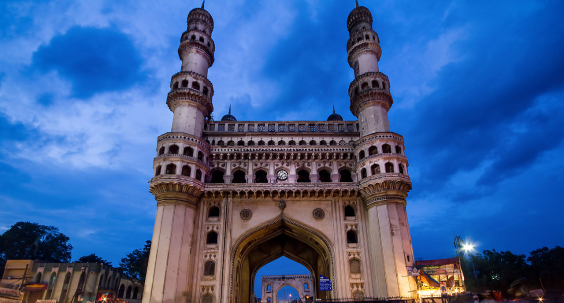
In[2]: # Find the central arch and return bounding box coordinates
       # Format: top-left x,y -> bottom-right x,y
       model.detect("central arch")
231,214 -> 335,303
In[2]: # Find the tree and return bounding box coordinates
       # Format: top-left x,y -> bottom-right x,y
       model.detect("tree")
75,253 -> 112,266
0,222 -> 73,274
119,240 -> 151,282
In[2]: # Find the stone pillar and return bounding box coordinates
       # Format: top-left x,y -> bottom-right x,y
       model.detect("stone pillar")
364,193 -> 413,298
143,191 -> 199,303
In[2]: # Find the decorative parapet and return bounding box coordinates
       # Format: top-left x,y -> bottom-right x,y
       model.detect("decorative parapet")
203,182 -> 359,199
157,132 -> 211,150
150,175 -> 205,206
166,89 -> 214,116
204,120 -> 359,134
353,132 -> 404,149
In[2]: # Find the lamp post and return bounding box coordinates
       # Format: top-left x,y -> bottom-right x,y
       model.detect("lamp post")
463,243 -> 478,284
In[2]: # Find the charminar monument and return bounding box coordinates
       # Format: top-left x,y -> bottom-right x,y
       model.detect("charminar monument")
142,2 -> 417,302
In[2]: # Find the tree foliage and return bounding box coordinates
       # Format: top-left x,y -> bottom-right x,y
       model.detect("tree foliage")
75,253 -> 112,266
0,222 -> 73,274
454,236 -> 564,293
119,240 -> 151,282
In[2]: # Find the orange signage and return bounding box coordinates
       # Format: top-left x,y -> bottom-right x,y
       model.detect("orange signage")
22,283 -> 48,292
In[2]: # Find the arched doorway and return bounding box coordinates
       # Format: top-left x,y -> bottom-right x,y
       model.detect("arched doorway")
231,214 -> 334,303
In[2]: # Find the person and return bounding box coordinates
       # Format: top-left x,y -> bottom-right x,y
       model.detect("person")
473,295 -> 480,303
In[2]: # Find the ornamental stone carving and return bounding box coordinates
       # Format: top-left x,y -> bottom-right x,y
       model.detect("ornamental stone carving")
312,208 -> 325,220
240,209 -> 252,221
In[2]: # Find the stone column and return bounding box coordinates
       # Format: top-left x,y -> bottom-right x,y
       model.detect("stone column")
364,192 -> 413,298
143,191 -> 199,303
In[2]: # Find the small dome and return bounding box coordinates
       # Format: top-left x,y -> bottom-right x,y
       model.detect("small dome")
221,114 -> 237,121
221,105 -> 237,121
347,3 -> 373,32
327,106 -> 343,121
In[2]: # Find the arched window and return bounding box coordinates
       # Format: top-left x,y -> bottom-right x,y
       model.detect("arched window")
35,272 -> 42,283
165,163 -> 176,174
399,164 -> 404,174
361,82 -> 368,90
372,80 -> 379,88
168,144 -> 179,154
258,140 -> 265,146
267,285 -> 271,291
191,35 -> 196,40
227,140 -> 235,146
211,170 -> 224,183
183,147 -> 194,157
278,140 -> 285,145
330,140 -> 337,146
192,82 -> 201,90
347,230 -> 358,244
340,169 -> 353,182
304,283 -> 309,290
202,294 -> 214,303
318,169 -> 331,182
208,206 -> 220,218
255,170 -> 268,183
371,164 -> 380,175
203,86 -> 209,96
158,146 -> 165,155
299,140 -> 307,145
297,169 -> 310,183
237,140 -> 245,146
357,37 -> 362,42
196,169 -> 202,181
181,165 -> 191,176
361,168 -> 367,179
382,144 -> 392,153
172,82 -> 179,90
350,259 -> 361,274
267,298 -> 271,303
309,140 -> 316,145
182,79 -> 188,87
232,170 -> 246,183
359,150 -> 365,160
118,285 -> 125,298
132,287 -> 139,299
396,145 -> 402,154
64,273 -> 71,284
344,205 -> 355,217
354,87 -> 359,96
206,231 -> 218,244
204,261 -> 215,276
385,162 -> 394,173
368,146 -> 378,155
217,140 -> 225,146
383,82 -> 387,90
126,286 -> 132,299
320,140 -> 327,145
50,273 -> 56,285
268,140 -> 275,146
198,151 -> 204,161
288,140 -> 296,145
248,140 -> 255,146
199,36 -> 204,43
155,166 -> 161,176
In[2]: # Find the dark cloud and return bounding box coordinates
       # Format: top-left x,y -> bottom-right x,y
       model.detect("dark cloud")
32,26 -> 147,98
402,1 -> 564,199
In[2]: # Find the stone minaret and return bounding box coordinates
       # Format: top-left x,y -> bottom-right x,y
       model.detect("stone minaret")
142,3 -> 214,303
348,3 -> 417,298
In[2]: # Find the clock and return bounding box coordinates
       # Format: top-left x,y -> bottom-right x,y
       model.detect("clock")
277,170 -> 288,181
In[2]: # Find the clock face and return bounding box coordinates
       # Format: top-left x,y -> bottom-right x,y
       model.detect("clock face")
277,170 -> 288,181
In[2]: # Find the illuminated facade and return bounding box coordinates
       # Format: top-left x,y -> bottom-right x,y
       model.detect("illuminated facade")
143,3 -> 417,303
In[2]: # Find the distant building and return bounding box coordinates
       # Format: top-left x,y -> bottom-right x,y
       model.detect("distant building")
0,260 -> 143,303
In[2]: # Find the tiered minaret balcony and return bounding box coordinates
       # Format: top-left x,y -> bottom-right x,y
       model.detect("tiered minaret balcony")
348,72 -> 393,116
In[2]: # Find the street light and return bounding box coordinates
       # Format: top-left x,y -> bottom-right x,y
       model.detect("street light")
463,242 -> 478,283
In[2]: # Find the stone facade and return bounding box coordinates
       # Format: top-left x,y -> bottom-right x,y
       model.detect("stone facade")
0,260 -> 143,303
260,275 -> 313,303
142,3 -> 417,303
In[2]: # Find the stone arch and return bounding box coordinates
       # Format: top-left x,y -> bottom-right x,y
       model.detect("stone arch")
230,213 -> 336,302
275,283 -> 300,302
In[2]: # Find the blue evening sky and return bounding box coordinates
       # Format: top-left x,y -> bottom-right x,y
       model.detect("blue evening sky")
1,0 -> 563,292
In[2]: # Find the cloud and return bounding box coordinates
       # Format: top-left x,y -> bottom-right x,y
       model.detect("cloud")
32,26 -> 147,98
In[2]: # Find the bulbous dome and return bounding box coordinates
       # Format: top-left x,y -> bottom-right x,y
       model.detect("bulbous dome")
347,5 -> 373,32
327,106 -> 343,121
221,105 -> 237,121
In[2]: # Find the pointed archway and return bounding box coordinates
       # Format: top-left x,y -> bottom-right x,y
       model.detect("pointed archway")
230,214 -> 335,303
